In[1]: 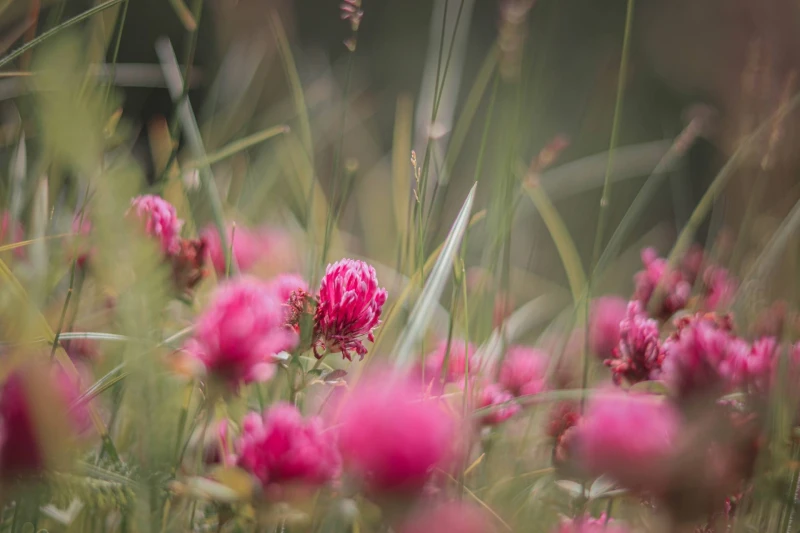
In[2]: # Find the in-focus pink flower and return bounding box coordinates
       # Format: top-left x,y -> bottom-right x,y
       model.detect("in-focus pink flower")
314,259 -> 387,360
577,392 -> 680,491
605,301 -> 664,386
129,195 -> 183,256
337,375 -> 457,495
474,382 -> 519,426
0,212 -> 25,259
236,403 -> 340,499
397,501 -> 495,533
553,515 -> 630,533
589,296 -> 628,360
661,314 -> 747,398
498,345 -> 548,397
422,340 -> 479,388
633,248 -> 691,320
182,278 -> 297,389
0,366 -> 89,478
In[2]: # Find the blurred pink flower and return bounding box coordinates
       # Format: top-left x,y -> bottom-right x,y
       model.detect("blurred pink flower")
728,336 -> 777,393
269,273 -> 309,305
314,259 -> 387,360
0,212 -> 25,259
204,419 -> 236,467
474,382 -> 519,425
634,248 -> 691,320
71,215 -> 93,268
681,245 -> 705,285
397,501 -> 495,533
661,314 -> 745,398
498,346 -> 548,396
422,340 -> 479,387
236,403 -> 340,499
182,278 -> 297,389
589,296 -> 628,359
337,376 -> 457,495
129,195 -> 183,256
701,266 -> 736,311
0,366 -> 89,478
577,392 -> 680,491
553,515 -> 630,533
202,224 -> 297,275
269,273 -> 310,327
605,301 -> 664,386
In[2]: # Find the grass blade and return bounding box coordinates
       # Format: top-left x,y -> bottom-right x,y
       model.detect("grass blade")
393,183 -> 477,369
371,208 -> 487,355
156,37 -> 234,275
522,173 -> 587,303
268,11 -> 313,160
185,124 -> 289,169
76,363 -> 129,405
0,0 -> 125,70
735,196 -> 800,309
593,115 -> 708,278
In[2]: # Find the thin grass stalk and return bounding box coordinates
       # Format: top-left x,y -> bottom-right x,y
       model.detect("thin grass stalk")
156,38 -> 234,275
583,0 -> 635,417
415,0 -> 453,272
591,114 -> 707,280
0,0 -> 125,70
102,0 -> 129,105
321,51 -> 356,266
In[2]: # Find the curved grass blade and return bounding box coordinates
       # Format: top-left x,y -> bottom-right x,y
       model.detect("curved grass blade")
75,363 -> 129,405
649,91 -> 800,314
268,11 -> 313,160
185,124 -> 290,170
734,195 -> 800,310
522,172 -> 587,303
393,183 -> 477,369
593,115 -> 708,278
0,0 -> 125,70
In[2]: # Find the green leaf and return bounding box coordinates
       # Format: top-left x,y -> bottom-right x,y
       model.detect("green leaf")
75,364 -> 128,405
555,480 -> 584,498
0,0 -> 126,70
588,475 -> 618,500
393,183 -> 477,368
628,380 -> 670,395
